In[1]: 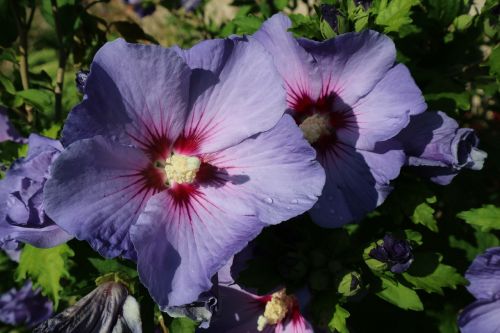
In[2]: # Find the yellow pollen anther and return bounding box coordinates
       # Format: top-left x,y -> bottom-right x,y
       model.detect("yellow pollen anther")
164,153 -> 201,185
299,113 -> 331,144
257,290 -> 294,331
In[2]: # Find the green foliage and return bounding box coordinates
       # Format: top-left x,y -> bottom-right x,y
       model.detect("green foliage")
411,196 -> 438,232
457,205 -> 500,232
169,317 -> 197,333
372,0 -> 420,33
329,304 -> 350,333
403,254 -> 467,294
16,244 -> 74,308
376,276 -> 424,311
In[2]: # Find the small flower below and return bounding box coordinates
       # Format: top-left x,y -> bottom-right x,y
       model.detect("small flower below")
369,234 -> 413,273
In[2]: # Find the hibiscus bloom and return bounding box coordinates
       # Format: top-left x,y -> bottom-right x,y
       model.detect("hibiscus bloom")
44,38 -> 325,307
0,281 -> 52,328
458,247 -> 500,333
253,14 -> 426,227
392,111 -> 487,185
0,134 -> 72,250
203,286 -> 313,333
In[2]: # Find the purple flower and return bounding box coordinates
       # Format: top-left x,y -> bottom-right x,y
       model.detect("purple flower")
44,38 -> 325,307
34,281 -> 141,333
75,70 -> 89,94
253,14 -> 426,227
0,281 -> 53,327
0,134 -> 72,250
0,107 -> 25,144
202,286 -> 313,333
369,234 -> 413,273
458,247 -> 500,333
393,111 -> 487,185
320,4 -> 340,33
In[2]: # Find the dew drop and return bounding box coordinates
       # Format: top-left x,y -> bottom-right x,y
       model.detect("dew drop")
264,197 -> 273,204
290,199 -> 299,204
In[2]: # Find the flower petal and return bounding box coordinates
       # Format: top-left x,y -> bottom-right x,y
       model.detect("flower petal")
309,142 -> 404,227
62,38 -> 190,155
44,136 -> 164,259
203,285 -> 266,333
0,107 -> 25,144
305,30 -> 396,107
202,115 -> 325,224
130,191 -> 267,307
458,298 -> 500,333
335,64 -> 426,150
465,247 -> 500,300
177,38 -> 287,154
253,14 -> 321,105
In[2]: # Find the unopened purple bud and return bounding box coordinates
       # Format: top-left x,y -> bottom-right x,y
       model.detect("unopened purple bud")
75,70 -> 89,94
320,4 -> 340,33
369,234 -> 413,273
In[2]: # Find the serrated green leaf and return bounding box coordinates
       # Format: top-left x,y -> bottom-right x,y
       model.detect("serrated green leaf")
231,16 -> 264,35
88,258 -> 138,278
412,197 -> 438,232
328,304 -> 350,333
403,263 -> 466,294
41,123 -> 61,139
16,89 -> 53,114
457,205 -> 500,232
376,276 -> 423,311
16,244 -> 74,308
450,230 -> 500,261
374,0 -> 420,33
405,230 -> 423,245
363,242 -> 388,273
169,317 -> 197,333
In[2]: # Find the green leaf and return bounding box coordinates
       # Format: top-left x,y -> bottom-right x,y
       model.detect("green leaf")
457,205 -> 500,232
376,276 -> 423,311
453,14 -> 473,31
16,89 -> 53,114
373,0 -> 420,33
169,317 -> 198,333
403,263 -> 466,295
232,16 -> 264,35
425,91 -> 471,111
328,304 -> 350,333
88,258 -> 138,278
0,74 -> 16,95
273,0 -> 288,10
488,45 -> 500,81
411,197 -> 438,232
289,14 -> 322,40
405,229 -> 423,246
41,123 -> 61,139
450,230 -> 500,261
427,0 -> 464,25
363,242 -> 388,273
16,244 -> 74,308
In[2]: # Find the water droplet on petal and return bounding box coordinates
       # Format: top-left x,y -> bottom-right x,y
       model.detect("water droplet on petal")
290,199 -> 299,204
264,197 -> 273,204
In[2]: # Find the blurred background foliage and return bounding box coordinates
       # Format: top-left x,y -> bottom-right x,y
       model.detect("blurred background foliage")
0,0 -> 499,332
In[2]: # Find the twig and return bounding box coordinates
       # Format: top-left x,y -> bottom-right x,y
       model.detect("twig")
51,0 -> 67,122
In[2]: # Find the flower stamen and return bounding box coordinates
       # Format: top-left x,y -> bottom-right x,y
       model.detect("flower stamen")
299,113 -> 331,144
257,289 -> 294,331
164,154 -> 201,185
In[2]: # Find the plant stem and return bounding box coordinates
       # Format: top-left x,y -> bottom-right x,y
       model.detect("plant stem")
51,0 -> 67,122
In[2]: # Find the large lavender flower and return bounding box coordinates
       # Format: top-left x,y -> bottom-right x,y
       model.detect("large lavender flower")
44,38 -> 325,307
393,111 -> 487,185
458,247 -> 500,333
0,134 -> 72,250
0,107 -> 25,143
34,281 -> 141,332
202,285 -> 313,333
0,281 -> 53,327
253,14 -> 426,228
